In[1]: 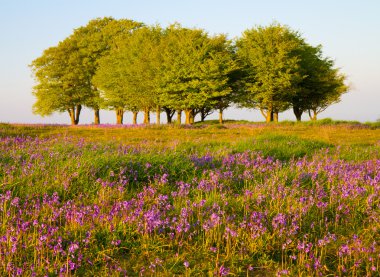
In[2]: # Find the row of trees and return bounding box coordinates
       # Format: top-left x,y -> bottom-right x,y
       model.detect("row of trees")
30,17 -> 348,125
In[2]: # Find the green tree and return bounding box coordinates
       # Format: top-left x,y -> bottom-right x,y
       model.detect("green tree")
31,38 -> 88,125
31,17 -> 142,125
93,26 -> 162,124
159,24 -> 238,124
236,23 -> 304,122
292,45 -> 348,121
66,17 -> 142,124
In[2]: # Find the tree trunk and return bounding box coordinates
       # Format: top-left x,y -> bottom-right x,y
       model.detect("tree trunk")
156,106 -> 161,125
94,109 -> 100,125
219,108 -> 223,124
201,110 -> 206,122
163,107 -> 174,124
185,110 -> 190,125
132,111 -> 138,125
266,105 -> 273,123
116,108 -> 124,124
273,111 -> 279,122
309,109 -> 317,121
293,106 -> 302,122
143,107 -> 150,124
313,109 -> 318,121
75,105 -> 81,125
185,109 -> 194,125
165,109 -> 171,124
260,108 -> 267,120
68,105 -> 81,125
68,108 -> 75,125
189,109 -> 195,124
177,110 -> 182,125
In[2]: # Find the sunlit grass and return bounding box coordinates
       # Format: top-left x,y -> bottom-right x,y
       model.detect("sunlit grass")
0,121 -> 379,275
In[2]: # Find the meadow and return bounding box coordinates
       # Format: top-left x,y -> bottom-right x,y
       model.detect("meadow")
0,121 -> 379,276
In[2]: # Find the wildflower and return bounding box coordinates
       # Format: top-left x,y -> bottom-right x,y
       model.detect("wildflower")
277,269 -> 289,276
210,246 -> 218,253
68,243 -> 79,253
111,240 -> 121,246
338,244 -> 351,256
290,255 -> 297,260
219,265 -> 230,276
160,173 -> 169,184
16,267 -> 23,276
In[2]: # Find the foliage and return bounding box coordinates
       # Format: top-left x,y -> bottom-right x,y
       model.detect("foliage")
236,23 -> 304,122
30,37 -> 88,124
158,24 -> 239,123
30,19 -> 349,124
236,23 -> 348,122
93,26 -> 162,114
293,44 -> 348,120
70,18 -> 142,115
30,17 -> 142,125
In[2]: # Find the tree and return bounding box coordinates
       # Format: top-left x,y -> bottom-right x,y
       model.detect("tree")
93,26 -> 162,124
158,24 -> 238,124
31,38 -> 89,125
236,23 -> 304,122
31,17 -> 142,125
292,45 -> 348,121
66,17 -> 142,124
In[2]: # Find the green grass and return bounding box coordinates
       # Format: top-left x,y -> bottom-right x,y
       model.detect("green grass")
0,122 -> 380,276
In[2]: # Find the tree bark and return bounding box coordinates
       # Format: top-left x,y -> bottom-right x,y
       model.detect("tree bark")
177,110 -> 182,125
185,109 -> 190,125
185,109 -> 194,125
163,107 -> 174,124
143,107 -> 150,124
132,111 -> 138,125
189,109 -> 195,124
116,108 -> 124,124
260,108 -> 267,120
200,107 -> 213,122
309,109 -> 317,121
219,108 -> 223,124
68,109 -> 75,125
94,109 -> 100,125
293,106 -> 302,122
266,105 -> 273,123
273,111 -> 279,122
68,105 -> 81,125
201,110 -> 206,122
75,105 -> 81,125
156,106 -> 161,125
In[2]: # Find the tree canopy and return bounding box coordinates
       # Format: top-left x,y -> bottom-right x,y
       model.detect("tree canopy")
158,24 -> 239,124
93,25 -> 162,124
30,17 -> 142,125
31,18 -> 348,125
236,23 -> 305,122
236,23 -> 348,122
294,44 -> 348,120
31,37 -> 87,125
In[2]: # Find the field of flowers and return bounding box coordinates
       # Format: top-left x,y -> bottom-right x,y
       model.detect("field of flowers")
1,123 -> 379,276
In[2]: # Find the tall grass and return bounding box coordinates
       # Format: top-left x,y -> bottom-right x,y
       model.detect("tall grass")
0,123 -> 379,276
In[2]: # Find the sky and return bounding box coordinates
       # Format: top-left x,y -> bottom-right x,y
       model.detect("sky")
0,0 -> 379,124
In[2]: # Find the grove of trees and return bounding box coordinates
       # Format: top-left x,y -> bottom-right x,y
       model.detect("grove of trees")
30,18 -> 348,125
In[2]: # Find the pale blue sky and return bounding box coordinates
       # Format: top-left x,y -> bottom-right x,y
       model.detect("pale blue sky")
0,0 -> 379,124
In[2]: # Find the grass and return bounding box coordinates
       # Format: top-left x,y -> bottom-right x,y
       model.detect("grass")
0,121 -> 379,276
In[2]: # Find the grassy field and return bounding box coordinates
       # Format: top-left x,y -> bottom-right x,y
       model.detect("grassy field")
0,121 -> 379,276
